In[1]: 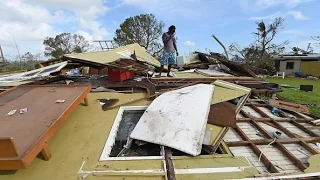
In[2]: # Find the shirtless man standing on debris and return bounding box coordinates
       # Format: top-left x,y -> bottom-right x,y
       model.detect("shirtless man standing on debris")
157,25 -> 178,77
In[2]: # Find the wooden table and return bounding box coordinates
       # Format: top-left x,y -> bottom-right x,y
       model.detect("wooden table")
0,84 -> 91,170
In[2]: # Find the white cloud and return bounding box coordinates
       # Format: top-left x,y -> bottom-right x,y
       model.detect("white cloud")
0,0 -> 71,24
287,11 -> 308,20
241,0 -> 314,11
119,0 -> 213,18
250,11 -> 308,21
185,41 -> 196,47
0,0 -> 110,57
0,23 -> 54,42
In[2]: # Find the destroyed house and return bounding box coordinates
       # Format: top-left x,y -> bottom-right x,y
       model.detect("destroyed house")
1,43 -> 320,180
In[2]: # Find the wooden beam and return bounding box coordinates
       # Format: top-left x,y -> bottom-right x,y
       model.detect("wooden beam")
286,111 -> 305,118
234,125 -> 250,141
151,77 -> 257,83
249,143 -> 280,173
239,111 -> 250,118
250,104 -> 268,107
226,138 -> 301,147
236,118 -> 252,122
226,141 -> 251,147
164,147 -> 176,180
250,104 -> 270,118
274,142 -> 307,171
227,137 -> 320,147
251,120 -> 273,139
239,110 -> 252,119
299,141 -> 319,155
291,120 -> 320,137
271,120 -> 296,138
294,119 -> 316,122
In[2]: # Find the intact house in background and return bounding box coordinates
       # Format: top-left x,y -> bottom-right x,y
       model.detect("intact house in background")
272,54 -> 320,77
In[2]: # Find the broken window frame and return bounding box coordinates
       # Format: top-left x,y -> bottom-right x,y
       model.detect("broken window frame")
99,106 -> 233,161
100,106 -> 163,161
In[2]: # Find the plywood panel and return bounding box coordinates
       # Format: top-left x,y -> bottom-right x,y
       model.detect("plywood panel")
279,122 -> 311,138
242,106 -> 262,118
0,86 -> 88,156
257,145 -> 301,173
223,128 -> 242,142
258,107 -> 284,119
0,84 -> 90,170
299,123 -> 320,136
229,146 -> 268,174
0,87 -> 33,106
258,122 -> 289,139
283,144 -> 311,165
237,122 -> 264,140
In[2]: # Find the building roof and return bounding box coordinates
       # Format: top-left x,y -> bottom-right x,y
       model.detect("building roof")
2,88 -> 320,179
272,54 -> 320,60
1,51 -> 320,179
64,43 -> 161,68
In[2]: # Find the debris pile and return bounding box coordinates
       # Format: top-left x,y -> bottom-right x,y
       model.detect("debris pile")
1,43 -> 320,180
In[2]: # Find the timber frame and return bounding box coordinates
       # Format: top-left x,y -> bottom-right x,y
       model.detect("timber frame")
225,102 -> 320,174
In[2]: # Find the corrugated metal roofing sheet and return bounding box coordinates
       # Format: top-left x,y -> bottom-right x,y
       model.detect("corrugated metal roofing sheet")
64,43 -> 161,68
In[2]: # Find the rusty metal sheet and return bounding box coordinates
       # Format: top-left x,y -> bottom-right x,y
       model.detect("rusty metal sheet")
207,102 -> 236,128
269,99 -> 309,113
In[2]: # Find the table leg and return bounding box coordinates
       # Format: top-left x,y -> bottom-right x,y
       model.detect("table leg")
41,143 -> 52,161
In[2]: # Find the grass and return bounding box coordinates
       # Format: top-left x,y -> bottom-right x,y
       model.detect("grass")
264,77 -> 320,116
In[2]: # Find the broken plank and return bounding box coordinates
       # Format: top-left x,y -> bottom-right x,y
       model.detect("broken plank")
164,147 -> 176,180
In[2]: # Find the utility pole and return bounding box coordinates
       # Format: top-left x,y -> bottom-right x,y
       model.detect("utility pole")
0,45 -> 6,66
212,34 -> 230,61
13,37 -> 22,70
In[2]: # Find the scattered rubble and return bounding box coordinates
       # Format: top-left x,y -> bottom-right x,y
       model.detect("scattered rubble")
1,43 -> 320,180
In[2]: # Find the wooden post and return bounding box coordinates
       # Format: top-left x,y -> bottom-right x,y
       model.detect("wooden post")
164,147 -> 176,180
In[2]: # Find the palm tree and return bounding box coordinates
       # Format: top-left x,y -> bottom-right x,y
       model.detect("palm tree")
255,17 -> 284,61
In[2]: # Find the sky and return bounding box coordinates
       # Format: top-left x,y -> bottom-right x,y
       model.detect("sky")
0,0 -> 320,60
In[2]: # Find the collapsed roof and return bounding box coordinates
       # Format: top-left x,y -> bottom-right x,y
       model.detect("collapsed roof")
0,43 -> 319,180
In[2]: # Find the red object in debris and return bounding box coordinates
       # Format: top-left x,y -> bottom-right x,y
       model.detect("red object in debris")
107,68 -> 135,82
